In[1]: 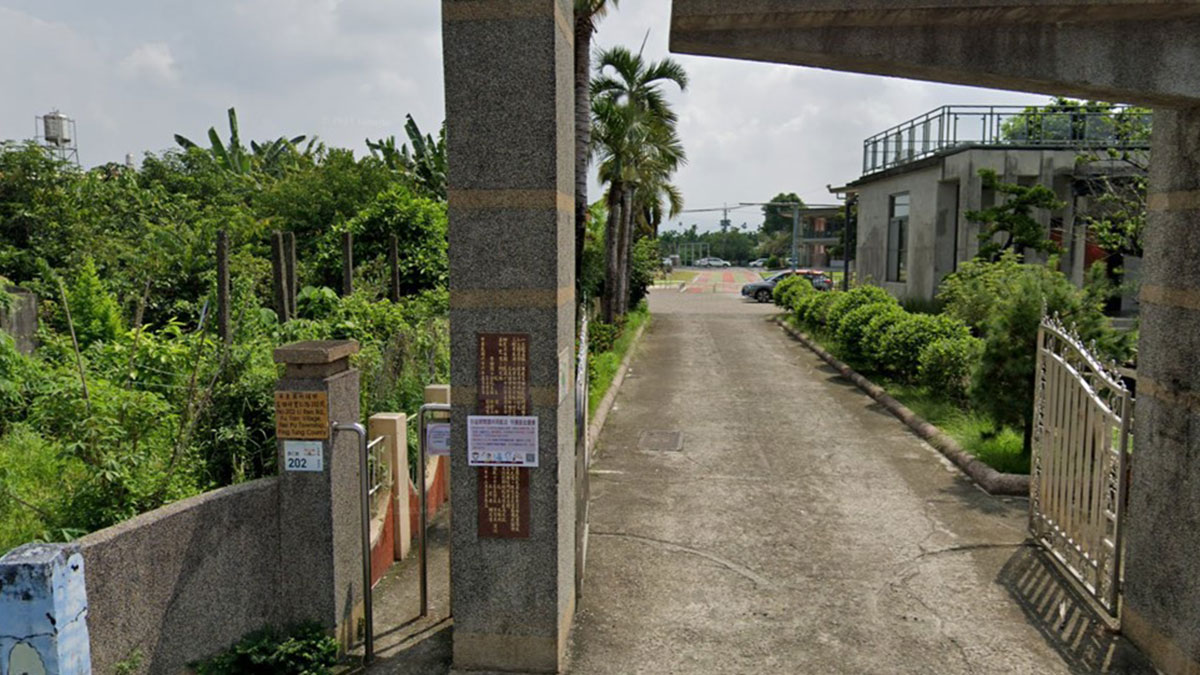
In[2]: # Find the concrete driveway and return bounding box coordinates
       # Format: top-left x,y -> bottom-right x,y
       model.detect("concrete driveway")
566,289 -> 1152,674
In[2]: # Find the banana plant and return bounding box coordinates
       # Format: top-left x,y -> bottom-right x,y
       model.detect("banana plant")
175,107 -> 307,177
366,114 -> 446,200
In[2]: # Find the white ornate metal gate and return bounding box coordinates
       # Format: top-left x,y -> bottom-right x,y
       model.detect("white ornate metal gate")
1030,316 -> 1133,618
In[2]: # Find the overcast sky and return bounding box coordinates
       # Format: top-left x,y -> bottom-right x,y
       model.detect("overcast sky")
1,1 -> 1050,232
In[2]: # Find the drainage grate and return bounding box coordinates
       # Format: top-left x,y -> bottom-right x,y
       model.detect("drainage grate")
638,430 -> 683,452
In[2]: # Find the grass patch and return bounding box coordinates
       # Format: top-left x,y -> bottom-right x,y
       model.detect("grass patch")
659,270 -> 697,284
588,303 -> 650,416
797,321 -> 1028,475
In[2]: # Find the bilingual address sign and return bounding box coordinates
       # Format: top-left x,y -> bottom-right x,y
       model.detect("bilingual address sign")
476,333 -> 533,539
274,391 -> 329,440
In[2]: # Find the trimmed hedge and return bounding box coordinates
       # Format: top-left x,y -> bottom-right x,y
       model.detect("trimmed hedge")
919,337 -> 984,404
826,286 -> 897,336
835,302 -> 899,366
878,313 -> 972,380
795,291 -> 836,330
773,274 -> 813,308
861,306 -> 910,371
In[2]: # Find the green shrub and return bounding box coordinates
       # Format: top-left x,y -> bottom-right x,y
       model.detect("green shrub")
295,286 -> 339,320
766,254 -> 781,269
860,306 -> 910,371
939,251 -> 1021,337
193,622 -> 339,675
65,257 -> 124,347
801,292 -> 838,330
773,275 -> 811,307
320,183 -> 447,294
629,237 -> 659,308
835,302 -> 899,366
589,322 -> 619,355
878,313 -> 971,380
919,336 -> 984,404
826,285 -> 896,336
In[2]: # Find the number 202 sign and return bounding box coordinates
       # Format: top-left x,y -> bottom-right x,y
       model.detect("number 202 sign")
284,440 -> 324,472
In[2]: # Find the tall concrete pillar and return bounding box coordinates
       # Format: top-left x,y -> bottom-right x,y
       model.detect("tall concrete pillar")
273,340 -> 364,648
442,0 -> 577,671
1123,107 -> 1200,674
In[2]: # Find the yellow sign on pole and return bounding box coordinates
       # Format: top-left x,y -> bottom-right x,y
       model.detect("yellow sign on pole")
275,391 -> 330,440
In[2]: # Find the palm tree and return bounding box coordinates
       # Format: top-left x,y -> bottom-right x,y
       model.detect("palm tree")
575,0 -> 619,297
590,46 -> 687,319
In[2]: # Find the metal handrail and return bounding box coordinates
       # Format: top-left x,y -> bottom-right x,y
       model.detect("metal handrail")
862,104 -> 1152,176
366,435 -> 388,498
331,422 -> 374,665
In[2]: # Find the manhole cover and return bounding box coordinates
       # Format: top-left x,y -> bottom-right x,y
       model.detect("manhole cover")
638,430 -> 683,452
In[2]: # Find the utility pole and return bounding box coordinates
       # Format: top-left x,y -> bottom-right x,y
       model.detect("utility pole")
791,204 -> 800,274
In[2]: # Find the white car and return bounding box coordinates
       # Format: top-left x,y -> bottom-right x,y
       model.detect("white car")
695,257 -> 731,268
748,258 -> 768,268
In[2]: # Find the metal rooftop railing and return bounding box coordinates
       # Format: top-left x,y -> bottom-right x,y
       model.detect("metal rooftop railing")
862,105 -> 1152,176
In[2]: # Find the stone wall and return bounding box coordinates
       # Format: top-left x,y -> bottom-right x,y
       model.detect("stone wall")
76,478 -> 282,674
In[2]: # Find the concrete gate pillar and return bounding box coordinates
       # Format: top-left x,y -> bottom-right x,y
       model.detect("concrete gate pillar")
1122,107 -> 1200,674
273,340 -> 364,648
442,0 -> 577,672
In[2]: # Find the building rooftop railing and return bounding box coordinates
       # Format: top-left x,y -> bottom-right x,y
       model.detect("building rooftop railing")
862,105 -> 1152,176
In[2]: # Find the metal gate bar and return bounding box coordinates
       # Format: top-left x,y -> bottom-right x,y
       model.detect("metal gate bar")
1030,316 -> 1132,618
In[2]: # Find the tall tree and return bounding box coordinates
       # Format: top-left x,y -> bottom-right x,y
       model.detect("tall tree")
590,45 -> 687,319
575,0 -> 619,298
760,193 -> 804,236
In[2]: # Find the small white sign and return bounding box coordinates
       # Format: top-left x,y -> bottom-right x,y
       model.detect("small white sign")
559,347 -> 572,403
284,440 -> 324,472
426,422 -> 451,456
467,415 -> 539,467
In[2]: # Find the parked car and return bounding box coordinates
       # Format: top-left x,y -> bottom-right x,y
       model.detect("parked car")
748,258 -> 768,268
695,257 -> 731,268
741,270 -> 834,302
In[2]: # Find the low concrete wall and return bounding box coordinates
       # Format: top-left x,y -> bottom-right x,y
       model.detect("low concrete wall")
77,478 -> 282,674
1,286 -> 38,355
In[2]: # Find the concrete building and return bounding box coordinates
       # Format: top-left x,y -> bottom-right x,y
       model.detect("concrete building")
834,105 -> 1149,302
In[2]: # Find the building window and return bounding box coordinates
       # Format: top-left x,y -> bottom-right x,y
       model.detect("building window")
887,193 -> 910,283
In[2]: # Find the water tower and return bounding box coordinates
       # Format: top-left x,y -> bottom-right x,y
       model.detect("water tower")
35,110 -> 79,165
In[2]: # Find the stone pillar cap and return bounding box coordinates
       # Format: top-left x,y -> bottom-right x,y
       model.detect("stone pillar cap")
273,340 -> 360,365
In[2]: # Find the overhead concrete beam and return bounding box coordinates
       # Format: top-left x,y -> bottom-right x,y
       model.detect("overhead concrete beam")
671,1 -> 1200,106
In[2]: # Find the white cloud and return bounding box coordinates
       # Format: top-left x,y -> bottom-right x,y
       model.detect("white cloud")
1,0 -> 1052,231
119,42 -> 178,84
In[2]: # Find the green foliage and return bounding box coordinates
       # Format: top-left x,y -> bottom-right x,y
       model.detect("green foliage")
65,258 -> 125,346
772,274 -> 812,307
860,306 -> 909,370
760,193 -> 804,236
939,251 -> 1022,336
366,115 -> 447,201
766,254 -> 781,269
580,201 -> 607,301
296,286 -> 340,320
967,169 -> 1065,260
588,302 -> 649,415
918,337 -> 984,403
952,257 -> 1127,453
193,622 -> 339,675
835,302 -> 899,366
793,291 -> 836,331
321,184 -> 447,293
113,648 -> 144,675
877,314 -> 971,380
589,322 -> 619,355
826,285 -> 896,336
629,237 -> 659,307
